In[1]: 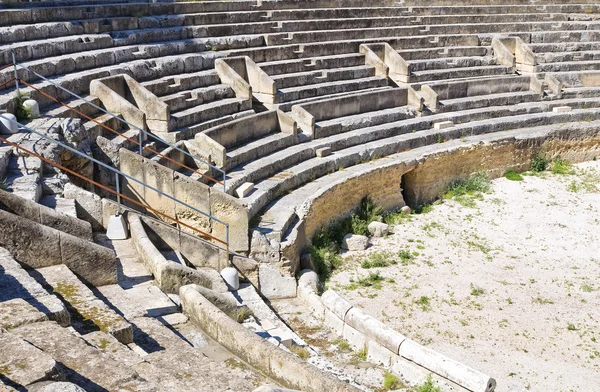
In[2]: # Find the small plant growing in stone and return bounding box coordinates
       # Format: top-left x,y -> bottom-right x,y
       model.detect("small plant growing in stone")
13,90 -> 32,122
415,295 -> 431,311
530,154 -> 548,172
382,370 -> 403,390
354,346 -> 368,361
289,344 -> 310,360
470,283 -> 485,297
236,306 -> 254,323
332,338 -> 351,352
567,323 -> 578,331
551,157 -> 573,175
504,170 -> 524,181
415,375 -> 441,392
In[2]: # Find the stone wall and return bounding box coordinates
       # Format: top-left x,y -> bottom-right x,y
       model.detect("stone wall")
118,148 -> 249,253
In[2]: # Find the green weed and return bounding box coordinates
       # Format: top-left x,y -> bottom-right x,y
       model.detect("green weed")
414,375 -> 441,392
504,170 -> 524,181
530,154 -> 548,172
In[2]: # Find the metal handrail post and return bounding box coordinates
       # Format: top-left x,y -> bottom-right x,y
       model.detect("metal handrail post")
115,172 -> 121,216
11,51 -> 19,95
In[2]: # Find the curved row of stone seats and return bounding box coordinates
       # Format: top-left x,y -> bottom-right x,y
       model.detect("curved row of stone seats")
194,109 -> 298,172
257,116 -> 600,267
417,75 -> 544,112
403,4 -> 600,15
234,101 -> 600,218
552,70 -> 600,99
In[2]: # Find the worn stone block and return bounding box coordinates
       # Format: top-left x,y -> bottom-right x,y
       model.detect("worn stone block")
433,120 -> 454,130
258,264 -> 297,299
236,182 -> 255,198
321,290 -> 353,321
315,147 -> 332,157
553,106 -> 572,113
341,234 -> 368,251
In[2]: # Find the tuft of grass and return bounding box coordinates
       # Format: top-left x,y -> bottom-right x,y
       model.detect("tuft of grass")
415,295 -> 431,311
382,370 -> 404,390
470,283 -> 485,297
332,338 -> 351,352
415,375 -> 441,392
530,154 -> 548,172
236,306 -> 254,323
354,346 -> 368,361
567,323 -> 578,331
13,91 -> 32,122
290,344 -> 310,359
551,157 -> 573,175
504,170 -> 523,181
361,251 -> 394,269
357,272 -> 384,288
442,172 -> 490,207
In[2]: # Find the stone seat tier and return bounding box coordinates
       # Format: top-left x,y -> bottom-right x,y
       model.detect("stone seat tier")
271,64 -> 376,89
246,106 -> 600,217
226,131 -> 299,172
408,65 -> 514,83
407,54 -> 496,72
404,4 -> 600,16
274,85 -> 393,112
3,152 -> 43,203
141,69 -> 222,97
398,45 -> 489,61
34,264 -> 134,344
534,49 -> 600,64
259,53 -> 366,76
266,75 -> 387,105
160,84 -> 235,113
534,59 -> 600,73
170,97 -> 252,131
529,41 -> 600,53
259,117 -> 600,247
438,91 -> 543,112
225,102 -> 550,194
0,246 -> 70,329
228,100 -> 600,216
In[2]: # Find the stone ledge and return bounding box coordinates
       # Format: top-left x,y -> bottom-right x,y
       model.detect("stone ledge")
180,284 -> 359,392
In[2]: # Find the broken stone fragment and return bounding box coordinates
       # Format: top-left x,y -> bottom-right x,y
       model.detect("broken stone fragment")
368,221 -> 389,237
341,234 -> 369,251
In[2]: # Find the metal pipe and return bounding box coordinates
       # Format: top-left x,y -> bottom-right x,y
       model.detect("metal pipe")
115,172 -> 121,216
11,51 -> 19,95
3,116 -> 229,228
13,61 -> 227,191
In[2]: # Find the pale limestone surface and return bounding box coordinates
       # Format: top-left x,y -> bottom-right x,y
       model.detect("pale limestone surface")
330,161 -> 600,392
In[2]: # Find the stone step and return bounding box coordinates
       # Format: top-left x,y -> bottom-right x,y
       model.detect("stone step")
272,64 -> 374,89
226,131 -> 298,172
273,75 -> 387,103
39,195 -> 78,218
408,55 -> 496,72
142,69 -> 222,98
535,49 -> 600,63
535,60 -> 600,73
408,65 -> 514,83
171,97 -> 250,130
529,41 -> 600,53
34,264 -> 133,344
260,53 -> 365,76
161,84 -> 235,113
12,320 -> 156,391
2,154 -> 42,203
243,104 -> 600,216
0,328 -> 62,388
398,45 -> 489,60
0,246 -> 70,328
170,108 -> 255,144
439,91 -> 542,113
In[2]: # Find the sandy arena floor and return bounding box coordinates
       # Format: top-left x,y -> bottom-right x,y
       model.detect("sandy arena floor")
329,161 -> 600,392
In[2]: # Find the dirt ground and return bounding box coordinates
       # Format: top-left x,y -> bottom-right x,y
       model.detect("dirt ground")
327,161 -> 600,392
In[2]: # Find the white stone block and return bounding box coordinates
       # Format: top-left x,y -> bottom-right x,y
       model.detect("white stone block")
315,147 -> 331,157
324,308 -> 345,335
221,267 -> 240,291
321,290 -> 353,320
236,182 -> 255,198
367,339 -> 397,366
341,234 -> 369,251
106,214 -> 129,240
553,106 -> 572,113
0,113 -> 18,134
368,221 -> 389,237
258,264 -> 297,299
433,120 -> 453,130
342,323 -> 367,351
23,99 -> 40,119
401,206 -> 411,214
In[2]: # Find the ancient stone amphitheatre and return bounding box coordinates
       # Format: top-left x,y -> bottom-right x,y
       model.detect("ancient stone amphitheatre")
1,0 -> 600,390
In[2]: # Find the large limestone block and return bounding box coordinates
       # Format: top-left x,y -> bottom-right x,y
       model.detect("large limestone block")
63,183 -> 104,231
0,329 -> 60,386
249,230 -> 281,264
38,382 -> 87,392
367,221 -> 389,237
58,232 -> 117,286
0,298 -> 48,329
345,307 -> 406,354
258,264 -> 297,300
341,234 -> 368,251
321,290 -> 353,320
209,187 -> 249,253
